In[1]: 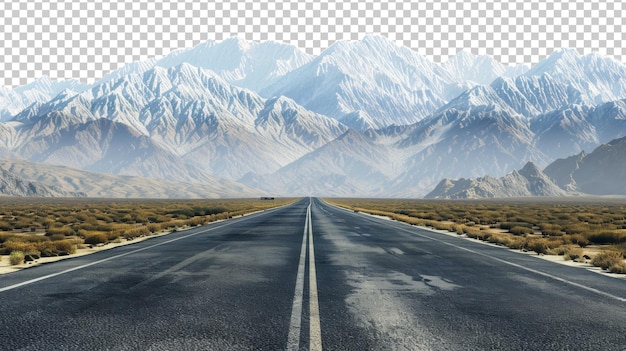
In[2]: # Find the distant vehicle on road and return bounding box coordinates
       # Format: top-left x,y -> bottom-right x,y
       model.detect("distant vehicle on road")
260,196 -> 275,200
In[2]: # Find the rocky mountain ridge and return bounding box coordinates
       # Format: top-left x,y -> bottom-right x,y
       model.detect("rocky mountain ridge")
425,162 -> 568,199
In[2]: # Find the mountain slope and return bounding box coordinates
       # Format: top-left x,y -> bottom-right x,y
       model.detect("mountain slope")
0,165 -> 85,197
388,106 -> 548,196
13,118 -> 222,183
531,99 -> 626,160
0,158 -> 257,198
240,130 -> 395,196
543,136 -> 626,195
542,151 -> 587,192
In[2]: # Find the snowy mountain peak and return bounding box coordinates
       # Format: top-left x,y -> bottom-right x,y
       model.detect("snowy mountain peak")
14,76 -> 53,93
154,37 -> 312,92
452,49 -> 476,61
361,34 -> 403,50
443,50 -> 527,85
526,48 -> 626,103
528,48 -> 582,75
221,36 -> 252,51
14,76 -> 90,96
264,36 -> 455,130
321,34 -> 435,72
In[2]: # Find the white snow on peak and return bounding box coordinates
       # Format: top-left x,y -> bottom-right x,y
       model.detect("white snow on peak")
0,77 -> 89,122
526,48 -> 626,103
21,76 -> 89,94
96,59 -> 158,86
264,35 -> 455,130
528,48 -> 582,76
90,37 -> 311,93
155,37 -> 312,92
443,50 -> 528,85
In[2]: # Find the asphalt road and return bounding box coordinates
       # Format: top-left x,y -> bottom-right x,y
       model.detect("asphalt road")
0,197 -> 625,350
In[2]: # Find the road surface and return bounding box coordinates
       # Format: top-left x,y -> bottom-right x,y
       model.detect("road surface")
0,198 -> 624,350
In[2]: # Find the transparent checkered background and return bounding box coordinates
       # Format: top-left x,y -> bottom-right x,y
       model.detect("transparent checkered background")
0,0 -> 624,87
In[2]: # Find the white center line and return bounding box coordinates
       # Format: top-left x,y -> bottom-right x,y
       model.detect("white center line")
287,203 -> 309,350
287,198 -> 323,351
308,202 -> 322,351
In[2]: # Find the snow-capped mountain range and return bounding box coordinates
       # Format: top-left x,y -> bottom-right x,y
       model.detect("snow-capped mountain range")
1,35 -> 626,198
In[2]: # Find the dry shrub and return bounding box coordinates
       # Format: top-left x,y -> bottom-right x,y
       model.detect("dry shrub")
487,233 -> 526,249
568,234 -> 590,248
161,220 -> 186,230
550,245 -> 583,261
432,222 -> 454,231
540,223 -> 564,236
565,247 -> 584,261
509,226 -> 534,236
52,239 -> 77,255
36,241 -> 57,256
36,239 -> 78,256
45,226 -> 75,237
463,227 -> 485,239
47,234 -> 67,241
525,238 -> 550,255
3,239 -> 38,255
608,261 -> 626,274
500,222 -> 533,230
146,223 -> 162,233
549,245 -> 569,256
186,216 -> 209,227
0,220 -> 12,231
84,232 -> 108,245
591,251 -> 624,270
123,226 -> 150,240
449,224 -> 466,235
587,231 -> 626,245
612,243 -> 626,256
0,233 -> 12,243
106,230 -> 123,242
9,251 -> 24,265
486,233 -> 512,246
